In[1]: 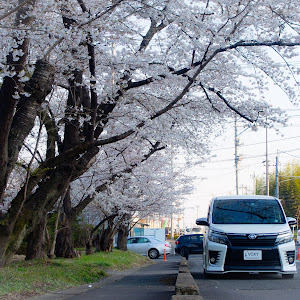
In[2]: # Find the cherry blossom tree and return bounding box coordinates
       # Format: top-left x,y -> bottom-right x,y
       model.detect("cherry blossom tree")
80,148 -> 192,253
0,0 -> 300,266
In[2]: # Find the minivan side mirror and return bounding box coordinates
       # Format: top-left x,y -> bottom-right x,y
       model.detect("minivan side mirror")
287,217 -> 297,226
196,217 -> 209,226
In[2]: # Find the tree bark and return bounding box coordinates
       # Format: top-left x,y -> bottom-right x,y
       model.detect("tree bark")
116,223 -> 130,251
55,225 -> 77,258
0,0 -> 44,202
98,225 -> 115,252
98,216 -> 125,252
0,164 -> 72,267
54,189 -> 77,258
85,213 -> 118,255
25,214 -> 47,260
48,198 -> 63,259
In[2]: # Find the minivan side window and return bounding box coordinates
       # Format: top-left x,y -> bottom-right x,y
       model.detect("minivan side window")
212,199 -> 285,224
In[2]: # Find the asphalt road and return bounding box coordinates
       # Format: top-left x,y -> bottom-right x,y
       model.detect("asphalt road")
33,253 -> 181,300
67,255 -> 180,300
188,247 -> 300,300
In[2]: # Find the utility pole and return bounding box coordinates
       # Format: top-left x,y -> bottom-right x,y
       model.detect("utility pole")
275,154 -> 279,198
234,116 -> 239,195
251,173 -> 256,194
170,214 -> 174,239
265,118 -> 269,195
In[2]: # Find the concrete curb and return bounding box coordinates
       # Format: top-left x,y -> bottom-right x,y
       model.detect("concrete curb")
179,264 -> 190,273
173,257 -> 203,300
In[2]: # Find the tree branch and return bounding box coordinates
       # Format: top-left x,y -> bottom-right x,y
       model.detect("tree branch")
199,82 -> 220,113
73,141 -> 166,215
0,0 -> 33,21
123,39 -> 300,92
91,213 -> 118,235
208,87 -> 254,122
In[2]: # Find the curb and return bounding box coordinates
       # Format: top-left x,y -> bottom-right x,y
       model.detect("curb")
173,257 -> 203,300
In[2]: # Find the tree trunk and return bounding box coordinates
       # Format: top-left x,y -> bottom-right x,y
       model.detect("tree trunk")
25,214 -> 47,260
99,226 -> 115,252
0,165 -> 72,267
85,213 -> 118,255
85,237 -> 94,255
116,222 -> 130,251
55,189 -> 77,258
0,0 -> 37,202
55,225 -> 77,258
98,216 -> 125,252
48,198 -> 63,259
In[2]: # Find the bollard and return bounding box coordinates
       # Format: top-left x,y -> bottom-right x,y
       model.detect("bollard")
185,248 -> 189,260
164,249 -> 167,261
297,248 -> 300,261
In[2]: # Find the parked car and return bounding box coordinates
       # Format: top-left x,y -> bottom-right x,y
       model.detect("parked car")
196,195 -> 297,279
127,236 -> 171,259
297,230 -> 300,245
175,234 -> 203,256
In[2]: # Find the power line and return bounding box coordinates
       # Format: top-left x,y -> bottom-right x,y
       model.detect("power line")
196,147 -> 300,165
280,151 -> 300,159
211,135 -> 300,152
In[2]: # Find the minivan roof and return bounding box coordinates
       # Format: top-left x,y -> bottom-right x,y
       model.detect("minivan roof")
213,195 -> 278,200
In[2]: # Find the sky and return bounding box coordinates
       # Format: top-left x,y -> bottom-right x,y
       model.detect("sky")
181,84 -> 300,228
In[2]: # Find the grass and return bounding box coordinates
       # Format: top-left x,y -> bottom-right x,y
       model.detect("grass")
0,249 -> 150,299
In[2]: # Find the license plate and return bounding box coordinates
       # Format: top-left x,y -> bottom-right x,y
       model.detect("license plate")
244,250 -> 262,260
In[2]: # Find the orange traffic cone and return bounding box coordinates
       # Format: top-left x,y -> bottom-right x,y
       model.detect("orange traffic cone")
164,249 -> 167,261
297,248 -> 300,261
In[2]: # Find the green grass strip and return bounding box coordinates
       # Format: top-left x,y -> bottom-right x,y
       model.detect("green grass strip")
0,249 -> 149,299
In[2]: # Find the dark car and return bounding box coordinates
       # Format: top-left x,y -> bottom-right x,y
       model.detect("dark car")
175,233 -> 203,256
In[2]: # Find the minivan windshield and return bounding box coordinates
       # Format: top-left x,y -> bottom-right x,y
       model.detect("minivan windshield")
212,199 -> 285,224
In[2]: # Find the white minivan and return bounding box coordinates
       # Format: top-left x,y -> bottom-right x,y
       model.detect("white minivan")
196,195 -> 297,279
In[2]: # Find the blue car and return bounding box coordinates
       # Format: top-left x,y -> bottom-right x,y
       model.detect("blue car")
175,234 -> 204,256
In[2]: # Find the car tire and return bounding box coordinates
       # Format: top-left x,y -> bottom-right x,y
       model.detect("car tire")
282,274 -> 294,279
180,247 -> 187,257
148,248 -> 159,259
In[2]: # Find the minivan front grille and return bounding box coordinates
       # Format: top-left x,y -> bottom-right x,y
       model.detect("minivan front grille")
224,248 -> 281,270
227,234 -> 276,247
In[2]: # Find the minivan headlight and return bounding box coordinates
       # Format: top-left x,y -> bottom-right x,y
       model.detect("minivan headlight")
275,232 -> 294,245
208,230 -> 229,245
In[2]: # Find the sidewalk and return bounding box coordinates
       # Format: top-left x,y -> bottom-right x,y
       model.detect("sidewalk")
30,255 -> 181,300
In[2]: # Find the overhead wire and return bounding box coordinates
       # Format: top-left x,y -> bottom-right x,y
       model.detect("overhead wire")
210,135 -> 300,152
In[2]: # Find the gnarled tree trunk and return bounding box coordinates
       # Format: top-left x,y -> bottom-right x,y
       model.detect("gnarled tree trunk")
97,215 -> 125,252
55,225 -> 77,258
98,224 -> 115,252
0,163 -> 72,267
116,225 -> 129,251
55,189 -> 78,258
25,214 -> 47,260
116,216 -> 131,251
85,213 -> 118,255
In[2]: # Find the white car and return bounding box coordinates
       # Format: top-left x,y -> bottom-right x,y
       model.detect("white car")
297,230 -> 300,245
197,195 -> 297,279
127,236 -> 171,259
